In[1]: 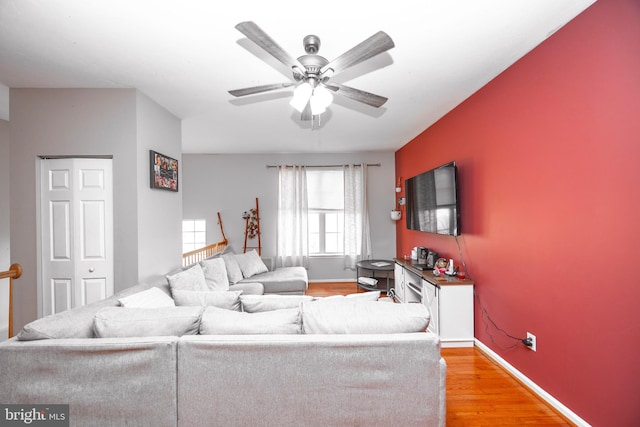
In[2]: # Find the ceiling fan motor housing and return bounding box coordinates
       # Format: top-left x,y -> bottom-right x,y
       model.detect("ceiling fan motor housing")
303,34 -> 321,54
296,54 -> 329,78
292,35 -> 328,81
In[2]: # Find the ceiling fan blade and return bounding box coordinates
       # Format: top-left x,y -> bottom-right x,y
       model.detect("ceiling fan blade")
228,83 -> 294,97
235,21 -> 306,73
326,83 -> 388,108
320,31 -> 394,77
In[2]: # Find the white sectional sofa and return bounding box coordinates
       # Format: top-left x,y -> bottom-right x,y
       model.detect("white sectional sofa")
0,265 -> 446,427
196,249 -> 308,295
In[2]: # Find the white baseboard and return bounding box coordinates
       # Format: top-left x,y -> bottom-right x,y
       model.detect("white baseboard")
474,340 -> 591,427
0,326 -> 7,342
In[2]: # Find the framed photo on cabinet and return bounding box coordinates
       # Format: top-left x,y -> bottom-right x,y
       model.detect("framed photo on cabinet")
150,150 -> 178,192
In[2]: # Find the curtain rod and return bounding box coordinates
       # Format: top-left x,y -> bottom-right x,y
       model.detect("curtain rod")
266,163 -> 381,169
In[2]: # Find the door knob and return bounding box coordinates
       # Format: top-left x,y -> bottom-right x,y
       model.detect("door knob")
89,268 -> 95,273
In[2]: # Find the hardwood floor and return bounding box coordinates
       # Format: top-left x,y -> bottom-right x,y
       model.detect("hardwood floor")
442,347 -> 571,426
306,282 -> 573,426
306,281 -> 362,297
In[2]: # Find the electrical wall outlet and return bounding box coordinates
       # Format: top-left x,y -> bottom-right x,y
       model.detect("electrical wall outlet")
526,332 -> 537,352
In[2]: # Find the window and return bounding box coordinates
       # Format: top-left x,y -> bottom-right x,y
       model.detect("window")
182,219 -> 206,253
306,169 -> 344,255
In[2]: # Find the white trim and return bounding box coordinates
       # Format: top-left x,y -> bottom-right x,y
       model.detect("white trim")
475,339 -> 591,427
309,279 -> 357,284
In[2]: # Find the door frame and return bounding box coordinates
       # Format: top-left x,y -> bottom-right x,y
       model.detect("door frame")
36,155 -> 114,318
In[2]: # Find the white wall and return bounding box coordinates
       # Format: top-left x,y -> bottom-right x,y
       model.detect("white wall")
0,119 -> 9,339
136,93 -> 183,281
182,152 -> 396,281
9,89 -> 182,333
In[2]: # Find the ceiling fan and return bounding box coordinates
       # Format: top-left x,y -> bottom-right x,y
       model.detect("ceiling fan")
228,21 -> 394,122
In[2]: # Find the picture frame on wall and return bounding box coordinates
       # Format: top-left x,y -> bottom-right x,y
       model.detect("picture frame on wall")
150,150 -> 178,192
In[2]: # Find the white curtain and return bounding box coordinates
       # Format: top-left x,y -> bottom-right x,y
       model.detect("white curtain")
343,164 -> 371,269
276,165 -> 309,268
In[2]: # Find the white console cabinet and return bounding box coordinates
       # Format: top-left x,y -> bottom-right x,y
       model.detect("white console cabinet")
393,262 -> 405,302
393,261 -> 422,304
394,259 -> 474,348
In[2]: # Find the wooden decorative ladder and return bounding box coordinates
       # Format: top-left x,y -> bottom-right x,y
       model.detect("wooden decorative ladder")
243,197 -> 262,255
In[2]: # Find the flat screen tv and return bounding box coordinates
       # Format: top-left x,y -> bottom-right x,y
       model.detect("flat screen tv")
405,161 -> 460,236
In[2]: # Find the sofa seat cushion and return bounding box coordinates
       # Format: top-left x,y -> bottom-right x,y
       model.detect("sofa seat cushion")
93,306 -> 204,338
228,282 -> 264,296
301,300 -> 430,334
240,294 -> 313,312
199,306 -> 301,335
239,267 -> 308,294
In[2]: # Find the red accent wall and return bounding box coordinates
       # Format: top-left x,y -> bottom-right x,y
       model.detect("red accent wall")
395,1 -> 640,425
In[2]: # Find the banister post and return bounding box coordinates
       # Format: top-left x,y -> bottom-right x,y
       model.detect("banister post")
1,263 -> 22,339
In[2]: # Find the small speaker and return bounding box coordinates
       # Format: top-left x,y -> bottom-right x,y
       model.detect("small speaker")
426,251 -> 438,269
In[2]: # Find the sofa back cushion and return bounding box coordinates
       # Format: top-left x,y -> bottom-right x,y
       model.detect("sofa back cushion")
313,291 -> 381,302
240,294 -> 313,312
16,278 -> 174,341
221,253 -> 244,284
93,306 -> 204,338
16,299 -> 119,340
118,287 -> 176,308
166,263 -> 208,292
199,306 -> 301,335
172,290 -> 243,311
301,300 -> 430,334
234,250 -> 269,278
16,292 -> 138,341
199,257 -> 230,291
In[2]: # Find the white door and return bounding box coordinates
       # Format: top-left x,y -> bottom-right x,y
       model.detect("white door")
40,158 -> 114,316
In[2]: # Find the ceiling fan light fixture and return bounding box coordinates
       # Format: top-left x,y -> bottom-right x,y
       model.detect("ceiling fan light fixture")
309,85 -> 333,115
290,82 -> 313,112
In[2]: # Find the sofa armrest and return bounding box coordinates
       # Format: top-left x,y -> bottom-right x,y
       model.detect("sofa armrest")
261,256 -> 275,271
0,337 -> 178,426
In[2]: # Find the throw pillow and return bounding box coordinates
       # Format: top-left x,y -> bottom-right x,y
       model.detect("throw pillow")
93,306 -> 204,338
301,300 -> 430,334
200,257 -> 230,291
118,287 -> 176,308
234,250 -> 269,278
221,253 -> 244,284
166,264 -> 208,292
240,294 -> 313,312
199,306 -> 301,335
172,290 -> 243,311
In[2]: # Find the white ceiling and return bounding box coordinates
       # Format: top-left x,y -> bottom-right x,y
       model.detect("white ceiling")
0,0 -> 595,154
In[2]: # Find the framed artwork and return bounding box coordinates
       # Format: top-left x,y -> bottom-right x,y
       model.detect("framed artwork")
150,150 -> 179,192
